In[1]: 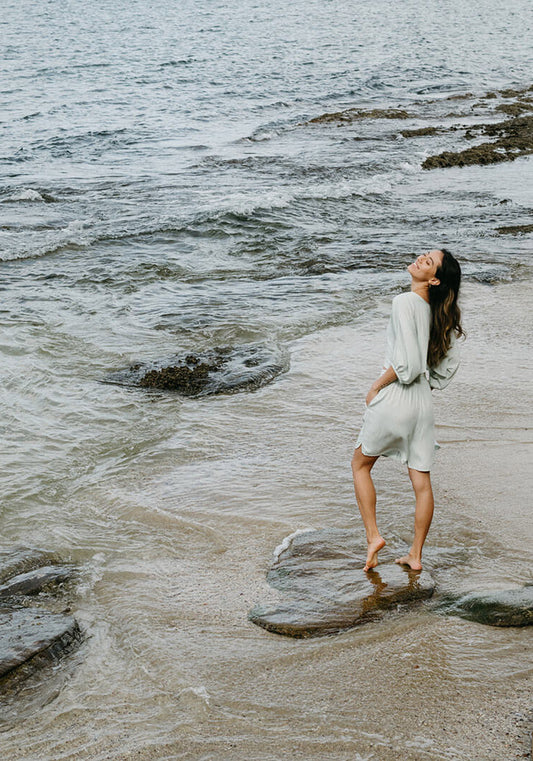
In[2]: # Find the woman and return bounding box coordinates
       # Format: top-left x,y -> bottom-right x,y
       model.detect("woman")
351,248 -> 464,572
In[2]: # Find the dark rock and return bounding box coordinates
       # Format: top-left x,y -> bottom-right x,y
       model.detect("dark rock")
249,529 -> 435,637
0,549 -> 83,684
496,223 -> 533,235
308,108 -> 411,125
401,126 -> 440,137
0,548 -> 62,584
104,343 -> 289,397
0,608 -> 82,678
495,101 -> 533,117
439,587 -> 533,627
0,566 -> 75,598
422,114 -> 533,169
499,86 -> 533,99
445,92 -> 474,101
140,361 -> 213,393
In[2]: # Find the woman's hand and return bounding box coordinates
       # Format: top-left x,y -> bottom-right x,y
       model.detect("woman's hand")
365,367 -> 398,406
366,386 -> 379,406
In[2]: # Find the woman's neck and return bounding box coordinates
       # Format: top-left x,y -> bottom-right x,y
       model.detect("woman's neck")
410,281 -> 430,303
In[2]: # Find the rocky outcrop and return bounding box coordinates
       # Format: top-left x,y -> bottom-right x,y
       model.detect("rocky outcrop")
0,566 -> 75,598
104,343 -> 289,396
249,529 -> 435,637
496,223 -> 533,235
439,587 -> 533,627
422,114 -> 533,169
307,108 -> 411,125
0,608 -> 81,678
0,548 -> 82,682
400,126 -> 440,137
0,548 -> 62,583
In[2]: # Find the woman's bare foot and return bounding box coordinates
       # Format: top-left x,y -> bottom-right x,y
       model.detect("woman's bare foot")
364,536 -> 386,572
395,553 -> 422,571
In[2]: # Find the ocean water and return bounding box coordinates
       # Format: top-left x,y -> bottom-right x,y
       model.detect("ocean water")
1,1 -> 532,758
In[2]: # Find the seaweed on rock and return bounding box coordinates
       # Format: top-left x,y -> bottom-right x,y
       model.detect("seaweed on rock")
105,343 -> 289,397
422,114 -> 533,169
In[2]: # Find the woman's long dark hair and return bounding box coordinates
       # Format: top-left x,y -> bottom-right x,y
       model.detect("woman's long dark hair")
427,249 -> 465,368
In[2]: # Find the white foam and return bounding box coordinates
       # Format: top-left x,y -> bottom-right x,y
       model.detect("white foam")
272,528 -> 315,562
217,189 -> 294,215
9,188 -> 44,202
0,219 -> 93,262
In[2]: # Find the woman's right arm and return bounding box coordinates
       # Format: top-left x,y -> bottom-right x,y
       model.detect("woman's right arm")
366,366 -> 398,405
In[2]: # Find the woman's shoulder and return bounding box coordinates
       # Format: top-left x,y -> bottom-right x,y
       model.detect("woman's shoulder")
392,291 -> 425,311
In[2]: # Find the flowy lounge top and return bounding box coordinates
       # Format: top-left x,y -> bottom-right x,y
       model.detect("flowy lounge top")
356,291 -> 460,471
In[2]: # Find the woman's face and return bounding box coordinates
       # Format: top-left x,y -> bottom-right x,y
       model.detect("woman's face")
408,249 -> 443,283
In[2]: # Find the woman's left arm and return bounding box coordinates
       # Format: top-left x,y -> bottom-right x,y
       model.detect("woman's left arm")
366,366 -> 398,406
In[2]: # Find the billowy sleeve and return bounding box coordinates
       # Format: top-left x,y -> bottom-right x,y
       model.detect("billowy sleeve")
390,295 -> 427,385
429,334 -> 461,390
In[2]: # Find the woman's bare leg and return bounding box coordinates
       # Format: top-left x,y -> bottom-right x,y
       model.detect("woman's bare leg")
351,446 -> 385,571
395,467 -> 434,571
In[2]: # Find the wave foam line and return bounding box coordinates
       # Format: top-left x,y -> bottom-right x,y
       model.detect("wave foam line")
272,528 -> 315,562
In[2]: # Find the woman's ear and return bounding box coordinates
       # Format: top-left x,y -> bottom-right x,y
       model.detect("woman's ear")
429,277 -> 440,287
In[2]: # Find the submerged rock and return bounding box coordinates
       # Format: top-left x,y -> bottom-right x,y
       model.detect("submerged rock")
422,114 -> 533,169
104,343 -> 289,397
0,548 -> 62,584
496,223 -> 533,235
498,86 -> 533,99
439,587 -> 533,627
308,108 -> 410,125
400,126 -> 440,137
495,101 -> 533,117
0,608 -> 81,678
249,529 -> 435,638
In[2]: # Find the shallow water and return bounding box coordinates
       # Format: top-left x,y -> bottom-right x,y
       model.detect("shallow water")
1,0 -> 532,758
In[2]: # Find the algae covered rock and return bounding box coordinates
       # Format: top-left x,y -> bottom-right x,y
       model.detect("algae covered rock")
400,126 -> 440,137
105,343 -> 289,397
422,114 -> 533,169
496,223 -> 533,235
249,529 -> 435,638
308,108 -> 411,125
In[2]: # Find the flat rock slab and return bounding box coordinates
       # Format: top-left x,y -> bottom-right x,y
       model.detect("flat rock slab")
249,529 -> 435,637
0,566 -> 75,598
0,548 -> 62,585
0,608 -> 82,678
440,587 -> 533,627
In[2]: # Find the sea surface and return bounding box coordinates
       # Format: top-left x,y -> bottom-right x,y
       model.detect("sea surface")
1,1 -> 532,758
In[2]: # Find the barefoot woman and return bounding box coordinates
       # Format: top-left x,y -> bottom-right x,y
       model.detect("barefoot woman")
351,248 -> 464,571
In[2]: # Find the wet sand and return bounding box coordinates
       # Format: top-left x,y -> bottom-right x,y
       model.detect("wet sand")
3,279 -> 532,761
142,278 -> 532,761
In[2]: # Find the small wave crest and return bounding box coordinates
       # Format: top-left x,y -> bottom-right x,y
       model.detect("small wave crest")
0,220 -> 93,262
